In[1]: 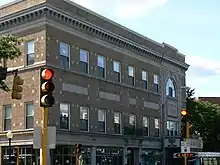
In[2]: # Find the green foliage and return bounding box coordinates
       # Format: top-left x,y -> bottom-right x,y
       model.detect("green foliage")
0,35 -> 22,92
186,88 -> 220,151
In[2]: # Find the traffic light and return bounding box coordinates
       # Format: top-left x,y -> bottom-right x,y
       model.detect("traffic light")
0,67 -> 7,80
181,109 -> 187,139
11,75 -> 24,100
40,68 -> 55,107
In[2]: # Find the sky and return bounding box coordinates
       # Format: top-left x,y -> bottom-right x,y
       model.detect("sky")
1,0 -> 220,97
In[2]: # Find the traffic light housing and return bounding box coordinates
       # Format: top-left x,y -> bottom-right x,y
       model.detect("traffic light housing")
0,67 -> 7,80
181,109 -> 189,139
14,147 -> 19,157
40,68 -> 55,107
11,75 -> 24,100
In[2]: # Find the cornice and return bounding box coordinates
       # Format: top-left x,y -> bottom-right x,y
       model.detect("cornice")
0,5 -> 190,70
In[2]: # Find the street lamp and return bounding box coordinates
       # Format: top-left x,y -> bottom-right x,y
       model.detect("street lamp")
6,130 -> 13,165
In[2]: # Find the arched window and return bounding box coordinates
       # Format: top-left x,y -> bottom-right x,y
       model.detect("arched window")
166,78 -> 176,97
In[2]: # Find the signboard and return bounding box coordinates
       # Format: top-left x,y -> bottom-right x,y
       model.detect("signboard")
181,141 -> 190,153
173,152 -> 197,158
33,126 -> 56,149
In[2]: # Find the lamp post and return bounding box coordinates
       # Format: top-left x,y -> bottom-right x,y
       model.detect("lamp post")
6,130 -> 13,165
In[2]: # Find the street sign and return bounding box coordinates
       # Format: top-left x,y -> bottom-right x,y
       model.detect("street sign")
33,126 -> 56,149
181,141 -> 190,153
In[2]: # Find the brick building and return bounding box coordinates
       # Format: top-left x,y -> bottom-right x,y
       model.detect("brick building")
0,0 -> 189,165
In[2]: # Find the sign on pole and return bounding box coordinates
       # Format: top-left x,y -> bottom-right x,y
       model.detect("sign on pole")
33,126 -> 56,149
181,141 -> 190,153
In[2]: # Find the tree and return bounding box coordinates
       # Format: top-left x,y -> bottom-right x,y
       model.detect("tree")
0,35 -> 22,92
186,88 -> 220,151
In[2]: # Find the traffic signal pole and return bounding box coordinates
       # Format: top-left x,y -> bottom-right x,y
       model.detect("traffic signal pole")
184,121 -> 190,165
76,144 -> 79,165
41,107 -> 48,165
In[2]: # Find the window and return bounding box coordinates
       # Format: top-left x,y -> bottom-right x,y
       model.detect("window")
60,42 -> 70,69
97,55 -> 106,78
113,61 -> 121,82
114,112 -> 121,134
4,105 -> 12,131
25,102 -> 34,129
26,41 -> 35,65
154,74 -> 159,93
154,118 -> 160,137
142,70 -> 148,89
143,116 -> 149,136
80,49 -> 89,73
129,114 -> 136,127
166,78 -> 176,97
167,121 -> 178,136
97,109 -> 106,133
128,66 -> 135,86
60,103 -> 70,130
80,107 -> 89,132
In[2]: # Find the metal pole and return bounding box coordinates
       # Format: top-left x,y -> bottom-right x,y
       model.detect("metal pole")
9,138 -> 11,165
76,144 -> 79,165
41,107 -> 48,165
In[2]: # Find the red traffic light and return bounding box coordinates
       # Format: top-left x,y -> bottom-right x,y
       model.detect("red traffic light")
41,68 -> 54,80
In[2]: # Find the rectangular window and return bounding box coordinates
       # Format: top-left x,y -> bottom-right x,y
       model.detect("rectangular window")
80,107 -> 89,132
80,49 -> 89,73
113,61 -> 121,82
4,105 -> 12,131
97,55 -> 106,78
114,112 -> 121,134
25,102 -> 34,129
60,42 -> 70,69
128,66 -> 135,86
26,41 -> 35,65
143,116 -> 149,136
60,103 -> 70,130
154,74 -> 159,93
97,109 -> 106,133
167,121 -> 178,136
154,118 -> 160,137
142,70 -> 148,89
129,114 -> 136,127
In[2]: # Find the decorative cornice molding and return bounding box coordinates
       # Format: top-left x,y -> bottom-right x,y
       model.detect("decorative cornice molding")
0,6 -> 189,70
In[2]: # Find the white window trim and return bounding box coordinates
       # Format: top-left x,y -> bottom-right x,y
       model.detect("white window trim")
80,106 -> 89,132
60,42 -> 71,69
98,109 -> 107,133
80,49 -> 90,73
24,102 -> 34,130
60,103 -> 71,130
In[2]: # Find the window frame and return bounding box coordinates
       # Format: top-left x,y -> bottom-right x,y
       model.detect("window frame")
79,49 -> 89,73
142,70 -> 148,89
60,42 -> 71,69
79,106 -> 89,132
25,102 -> 34,130
154,118 -> 160,137
153,74 -> 159,93
97,55 -> 106,78
143,116 -> 149,136
97,109 -> 106,133
129,114 -> 136,128
166,78 -> 176,97
114,112 -> 122,134
113,60 -> 121,82
26,40 -> 35,65
59,102 -> 71,130
3,105 -> 12,132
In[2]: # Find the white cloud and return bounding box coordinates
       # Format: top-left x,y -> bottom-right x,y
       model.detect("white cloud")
70,0 -> 168,19
186,55 -> 220,97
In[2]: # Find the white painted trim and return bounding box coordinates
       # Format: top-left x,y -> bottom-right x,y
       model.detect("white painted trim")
0,140 -> 33,146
